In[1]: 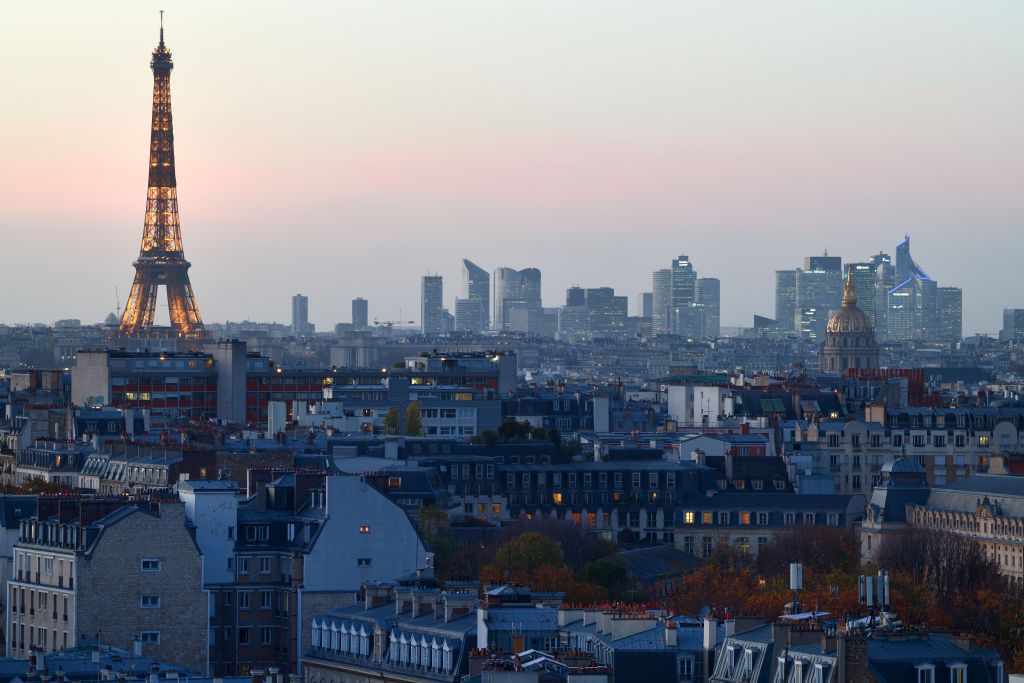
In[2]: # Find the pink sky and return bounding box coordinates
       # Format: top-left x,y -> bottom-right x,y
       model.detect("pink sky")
1,2 -> 1023,333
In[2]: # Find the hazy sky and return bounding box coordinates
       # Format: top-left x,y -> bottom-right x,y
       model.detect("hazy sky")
2,2 -> 1022,334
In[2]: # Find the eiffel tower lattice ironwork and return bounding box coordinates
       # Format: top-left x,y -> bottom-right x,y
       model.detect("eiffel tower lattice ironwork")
119,15 -> 204,338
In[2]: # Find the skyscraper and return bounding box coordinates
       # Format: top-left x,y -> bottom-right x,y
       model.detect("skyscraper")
844,262 -> 877,327
651,269 -> 672,334
936,287 -> 963,341
695,278 -> 721,339
291,294 -> 310,335
352,297 -> 368,331
795,254 -> 843,340
454,298 -> 487,332
492,267 -> 542,331
637,292 -> 653,319
1002,309 -> 1024,342
461,259 -> 490,330
885,235 -> 939,340
670,255 -> 697,336
774,270 -> 797,333
421,275 -> 445,334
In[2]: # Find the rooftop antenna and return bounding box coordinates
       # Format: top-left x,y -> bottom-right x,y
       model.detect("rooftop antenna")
159,10 -> 165,46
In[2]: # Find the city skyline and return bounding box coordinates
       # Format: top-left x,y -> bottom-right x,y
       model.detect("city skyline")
2,3 -> 1023,334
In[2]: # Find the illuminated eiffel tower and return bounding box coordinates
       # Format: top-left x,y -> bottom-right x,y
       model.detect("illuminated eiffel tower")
118,14 -> 204,339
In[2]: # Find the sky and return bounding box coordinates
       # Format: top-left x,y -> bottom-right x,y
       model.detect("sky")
1,2 -> 1022,335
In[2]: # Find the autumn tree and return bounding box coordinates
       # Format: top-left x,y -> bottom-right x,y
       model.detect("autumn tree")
382,407 -> 400,435
405,402 -> 423,436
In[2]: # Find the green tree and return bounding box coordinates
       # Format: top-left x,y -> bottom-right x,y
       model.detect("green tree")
405,402 -> 423,436
382,407 -> 400,435
584,557 -> 632,600
493,532 -> 564,574
417,505 -> 452,577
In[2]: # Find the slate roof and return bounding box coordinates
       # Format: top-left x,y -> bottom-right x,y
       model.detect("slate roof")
924,474 -> 1024,517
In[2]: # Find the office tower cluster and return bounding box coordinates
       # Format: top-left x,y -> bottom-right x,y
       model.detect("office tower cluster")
291,294 -> 314,335
648,256 -> 721,340
774,235 -> 963,342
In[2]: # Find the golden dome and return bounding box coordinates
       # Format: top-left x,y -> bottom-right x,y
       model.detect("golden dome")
826,271 -> 874,334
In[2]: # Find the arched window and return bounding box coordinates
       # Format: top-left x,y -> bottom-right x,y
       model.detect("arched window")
312,619 -> 322,648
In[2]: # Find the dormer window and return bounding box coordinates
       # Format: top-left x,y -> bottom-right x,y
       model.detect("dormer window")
949,663 -> 967,683
915,663 -> 935,683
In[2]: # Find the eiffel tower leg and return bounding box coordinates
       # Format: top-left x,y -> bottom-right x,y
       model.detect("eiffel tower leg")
166,280 -> 203,336
120,269 -> 159,336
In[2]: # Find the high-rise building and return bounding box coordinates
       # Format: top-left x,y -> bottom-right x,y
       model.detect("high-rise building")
637,292 -> 653,319
118,22 -> 204,339
291,294 -> 310,335
565,286 -> 585,307
885,235 -> 940,341
651,269 -> 672,334
421,275 -> 446,334
454,298 -> 487,332
461,259 -> 490,330
774,270 -> 797,334
1002,309 -> 1024,342
844,262 -> 877,327
352,298 -> 368,331
695,278 -> 721,339
936,287 -> 963,341
795,255 -> 843,340
874,261 -> 895,341
670,255 -> 698,336
492,267 -> 541,331
585,288 -> 628,338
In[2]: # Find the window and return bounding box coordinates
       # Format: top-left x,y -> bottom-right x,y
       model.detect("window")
648,472 -> 659,488
140,595 -> 160,609
774,480 -> 786,491
357,558 -> 372,567
140,558 -> 161,572
915,664 -> 935,683
827,434 -> 839,447
613,472 -> 622,489
979,435 -> 990,447
756,512 -> 768,526
679,657 -> 694,681
238,558 -> 249,574
259,557 -> 271,573
239,591 -> 251,609
43,558 -> 54,576
934,435 -> 946,447
949,664 -> 967,683
955,434 -> 966,448
784,512 -> 796,526
684,512 -> 695,525
139,631 -> 160,644
828,512 -> 840,527
702,512 -> 713,524
913,435 -> 925,447
238,627 -> 250,645
893,434 -> 903,447
683,536 -> 694,554
388,477 -> 403,488
260,626 -> 273,645
718,512 -> 729,525
739,512 -> 751,525
260,591 -> 273,609
702,536 -> 713,558
223,592 -> 232,607
359,525 -> 371,534
632,472 -> 641,489
804,513 -> 815,524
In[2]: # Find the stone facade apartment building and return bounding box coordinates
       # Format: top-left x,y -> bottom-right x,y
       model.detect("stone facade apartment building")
181,472 -> 430,677
5,497 -> 206,672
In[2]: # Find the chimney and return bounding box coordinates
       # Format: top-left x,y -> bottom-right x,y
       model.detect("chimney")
665,620 -> 677,647
134,639 -> 142,657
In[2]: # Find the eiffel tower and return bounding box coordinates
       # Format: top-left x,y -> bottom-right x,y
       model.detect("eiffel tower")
118,15 -> 204,339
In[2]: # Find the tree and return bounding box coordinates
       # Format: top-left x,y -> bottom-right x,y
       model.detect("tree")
877,527 -> 1000,599
405,402 -> 423,436
584,557 -> 631,600
417,505 -> 452,576
492,532 -> 564,576
757,525 -> 859,577
382,407 -> 400,435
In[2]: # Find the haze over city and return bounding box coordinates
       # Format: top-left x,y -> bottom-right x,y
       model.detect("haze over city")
2,1 -> 1023,333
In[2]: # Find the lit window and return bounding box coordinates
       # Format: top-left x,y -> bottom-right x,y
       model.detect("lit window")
359,525 -> 371,534
684,511 -> 695,525
739,512 -> 751,525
